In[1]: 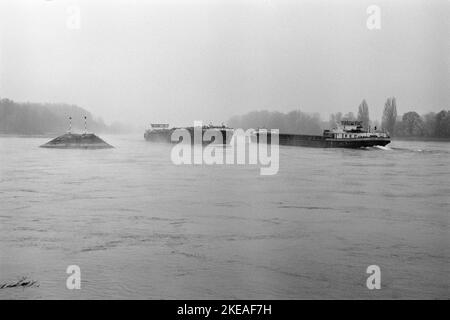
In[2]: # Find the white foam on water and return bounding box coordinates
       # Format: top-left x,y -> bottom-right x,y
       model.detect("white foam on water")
373,145 -> 392,151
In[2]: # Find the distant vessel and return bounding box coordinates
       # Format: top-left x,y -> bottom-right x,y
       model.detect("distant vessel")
40,133 -> 114,149
144,123 -> 234,145
144,124 -> 172,143
254,120 -> 390,148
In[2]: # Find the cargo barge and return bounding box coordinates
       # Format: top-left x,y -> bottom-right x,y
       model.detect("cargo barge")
144,123 -> 234,145
254,120 -> 390,148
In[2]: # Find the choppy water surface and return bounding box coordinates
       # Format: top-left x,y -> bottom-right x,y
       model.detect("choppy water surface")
0,135 -> 448,299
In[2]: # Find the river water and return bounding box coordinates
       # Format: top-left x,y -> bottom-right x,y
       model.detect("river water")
0,135 -> 448,299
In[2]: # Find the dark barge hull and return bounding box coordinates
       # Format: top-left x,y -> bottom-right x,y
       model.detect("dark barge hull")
145,128 -> 232,145
256,133 -> 390,148
144,130 -> 173,143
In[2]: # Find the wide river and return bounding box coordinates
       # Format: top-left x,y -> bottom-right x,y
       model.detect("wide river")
0,135 -> 448,299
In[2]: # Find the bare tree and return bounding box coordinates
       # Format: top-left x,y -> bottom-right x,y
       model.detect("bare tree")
382,97 -> 397,135
329,112 -> 342,127
357,99 -> 370,130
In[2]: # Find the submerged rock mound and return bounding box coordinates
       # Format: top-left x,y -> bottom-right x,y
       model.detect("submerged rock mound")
40,133 -> 113,149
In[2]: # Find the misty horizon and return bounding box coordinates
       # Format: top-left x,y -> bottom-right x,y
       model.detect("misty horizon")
1,0 -> 449,127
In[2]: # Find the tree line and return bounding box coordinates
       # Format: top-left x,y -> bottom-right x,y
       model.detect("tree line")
0,98 -> 128,135
2,97 -> 448,138
229,97 -> 450,139
228,110 -> 324,135
358,97 -> 450,138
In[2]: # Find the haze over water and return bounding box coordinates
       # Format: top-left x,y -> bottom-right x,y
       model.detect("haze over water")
0,136 -> 448,299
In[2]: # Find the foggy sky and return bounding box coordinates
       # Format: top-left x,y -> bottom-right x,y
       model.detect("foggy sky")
0,0 -> 448,127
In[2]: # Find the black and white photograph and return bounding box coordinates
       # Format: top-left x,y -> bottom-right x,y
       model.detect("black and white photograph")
0,0 -> 448,305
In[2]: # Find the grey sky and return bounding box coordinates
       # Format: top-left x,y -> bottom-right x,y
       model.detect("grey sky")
0,0 -> 448,127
